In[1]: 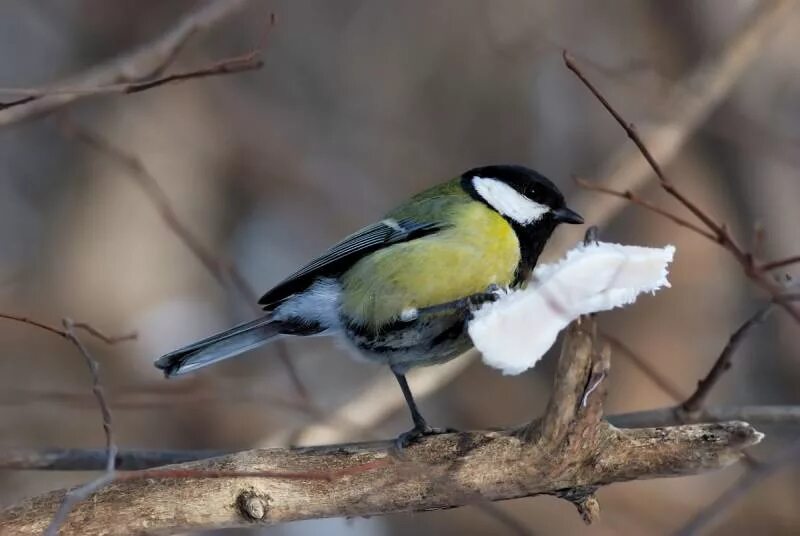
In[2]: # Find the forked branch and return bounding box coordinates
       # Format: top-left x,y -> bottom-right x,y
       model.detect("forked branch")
0,320 -> 761,535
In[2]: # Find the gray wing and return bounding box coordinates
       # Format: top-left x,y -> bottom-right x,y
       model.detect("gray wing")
259,218 -> 443,309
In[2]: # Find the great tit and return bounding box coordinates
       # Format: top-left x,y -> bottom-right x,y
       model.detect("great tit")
155,165 -> 583,443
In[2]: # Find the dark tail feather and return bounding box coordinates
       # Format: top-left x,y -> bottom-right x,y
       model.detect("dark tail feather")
154,316 -> 283,377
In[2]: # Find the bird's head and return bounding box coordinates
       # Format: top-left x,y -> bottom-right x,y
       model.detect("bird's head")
460,165 -> 583,230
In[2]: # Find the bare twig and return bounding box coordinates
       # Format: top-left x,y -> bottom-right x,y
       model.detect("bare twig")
681,305 -> 775,415
0,52 -> 262,111
565,51 -> 800,324
760,255 -> 800,271
44,320 -> 118,536
0,312 -> 135,344
573,60 -> 799,417
565,52 -> 722,234
0,320 -> 762,535
574,178 -> 718,242
69,322 -> 138,344
0,0 -> 251,126
675,439 -> 800,536
551,0 -> 794,254
60,120 -> 310,403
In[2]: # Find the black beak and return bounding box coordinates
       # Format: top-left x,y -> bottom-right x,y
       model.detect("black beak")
553,206 -> 584,224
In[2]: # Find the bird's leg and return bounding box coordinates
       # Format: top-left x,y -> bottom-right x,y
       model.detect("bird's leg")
392,367 -> 455,448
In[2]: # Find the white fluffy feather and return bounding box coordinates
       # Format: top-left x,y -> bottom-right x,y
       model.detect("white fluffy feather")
271,277 -> 342,331
473,176 -> 550,224
468,241 -> 675,375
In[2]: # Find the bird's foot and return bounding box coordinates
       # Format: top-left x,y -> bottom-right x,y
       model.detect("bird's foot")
394,424 -> 458,450
466,284 -> 505,312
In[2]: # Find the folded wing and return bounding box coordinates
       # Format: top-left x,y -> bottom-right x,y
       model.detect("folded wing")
259,218 -> 444,310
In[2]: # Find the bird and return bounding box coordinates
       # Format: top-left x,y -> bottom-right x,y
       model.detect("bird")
155,165 -> 583,445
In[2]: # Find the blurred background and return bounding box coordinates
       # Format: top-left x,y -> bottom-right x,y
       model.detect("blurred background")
1,0 -> 799,534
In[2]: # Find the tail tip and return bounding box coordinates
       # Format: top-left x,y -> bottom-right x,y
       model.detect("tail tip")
154,355 -> 180,378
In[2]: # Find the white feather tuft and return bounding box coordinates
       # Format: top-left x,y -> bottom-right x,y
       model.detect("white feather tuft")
472,176 -> 550,224
468,241 -> 675,375
272,277 -> 342,331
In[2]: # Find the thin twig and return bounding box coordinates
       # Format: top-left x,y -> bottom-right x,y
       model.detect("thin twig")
0,312 -> 135,344
760,255 -> 800,271
550,0 -> 794,256
44,473 -> 117,536
70,322 -> 138,344
0,0 -> 251,126
60,120 -> 311,402
0,52 -> 262,111
564,52 -> 729,239
565,51 -> 800,325
44,320 -> 118,536
575,178 -> 718,242
681,305 -> 775,414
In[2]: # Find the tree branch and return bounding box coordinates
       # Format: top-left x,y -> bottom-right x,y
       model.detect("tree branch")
0,0 -> 251,126
0,320 -> 761,534
9,401 -> 799,472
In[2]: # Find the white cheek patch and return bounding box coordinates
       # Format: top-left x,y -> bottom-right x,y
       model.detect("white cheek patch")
473,176 -> 550,224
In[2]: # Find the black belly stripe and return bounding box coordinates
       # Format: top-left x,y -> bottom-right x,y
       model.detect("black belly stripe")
344,314 -> 467,355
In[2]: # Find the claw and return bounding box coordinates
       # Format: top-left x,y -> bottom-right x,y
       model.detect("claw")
394,425 -> 457,450
467,288 -> 502,310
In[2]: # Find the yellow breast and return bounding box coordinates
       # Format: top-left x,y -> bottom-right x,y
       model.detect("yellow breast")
340,202 -> 520,327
